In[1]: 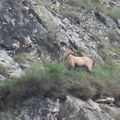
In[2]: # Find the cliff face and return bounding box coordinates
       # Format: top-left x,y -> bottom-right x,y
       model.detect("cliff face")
0,96 -> 119,120
0,0 -> 120,119
0,0 -> 120,64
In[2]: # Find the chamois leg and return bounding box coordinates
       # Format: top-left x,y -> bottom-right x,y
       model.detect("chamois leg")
87,64 -> 93,73
68,61 -> 75,71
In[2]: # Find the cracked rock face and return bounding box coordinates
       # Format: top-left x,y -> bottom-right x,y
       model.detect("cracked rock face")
59,96 -> 114,120
0,98 -> 60,120
0,0 -> 120,64
0,50 -> 23,77
0,0 -> 46,51
0,0 -> 64,61
0,0 -> 105,64
0,96 -> 118,120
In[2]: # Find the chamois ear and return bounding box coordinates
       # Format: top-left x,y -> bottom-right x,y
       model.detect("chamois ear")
67,49 -> 75,55
70,47 -> 76,53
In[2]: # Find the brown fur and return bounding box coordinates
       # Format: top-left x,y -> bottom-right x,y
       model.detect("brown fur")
63,50 -> 94,72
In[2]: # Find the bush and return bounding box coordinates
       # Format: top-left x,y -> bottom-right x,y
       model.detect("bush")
108,7 -> 120,23
98,48 -> 113,64
0,61 -> 120,109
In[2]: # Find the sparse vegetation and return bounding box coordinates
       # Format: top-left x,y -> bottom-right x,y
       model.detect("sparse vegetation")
108,7 -> 120,23
111,47 -> 120,56
98,48 -> 113,64
0,61 -> 120,109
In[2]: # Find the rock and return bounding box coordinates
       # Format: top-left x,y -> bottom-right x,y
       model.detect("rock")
49,0 -> 61,12
59,96 -> 114,120
56,31 -> 69,45
24,36 -> 33,47
117,29 -> 120,35
108,1 -> 120,7
0,75 -> 6,81
94,11 -> 117,29
0,97 -> 60,120
94,11 -> 107,26
33,5 -> 57,31
0,50 -> 23,77
33,5 -> 105,64
96,97 -> 115,104
62,18 -> 71,25
12,41 -> 20,51
0,0 -> 115,64
0,96 -> 116,120
0,0 -> 47,52
118,19 -> 120,28
100,104 -> 120,120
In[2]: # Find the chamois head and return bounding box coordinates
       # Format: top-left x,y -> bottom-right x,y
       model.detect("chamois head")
63,49 -> 75,60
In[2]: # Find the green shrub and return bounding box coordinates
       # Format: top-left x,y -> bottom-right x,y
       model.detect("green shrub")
0,61 -> 120,109
93,62 -> 120,83
98,48 -> 113,64
108,7 -> 120,23
93,64 -> 106,76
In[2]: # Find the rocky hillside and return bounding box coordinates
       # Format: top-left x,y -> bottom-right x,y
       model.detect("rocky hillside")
0,0 -> 120,119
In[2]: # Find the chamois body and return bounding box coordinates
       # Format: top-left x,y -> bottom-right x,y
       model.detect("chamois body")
63,50 -> 94,72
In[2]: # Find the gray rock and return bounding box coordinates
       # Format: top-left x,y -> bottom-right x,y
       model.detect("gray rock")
100,104 -> 120,120
0,0 -> 47,52
59,96 -> 114,120
33,5 -> 105,64
0,75 -> 6,81
0,96 -> 116,120
33,5 -> 57,31
0,97 -> 60,120
0,0 -> 119,64
0,50 -> 23,77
